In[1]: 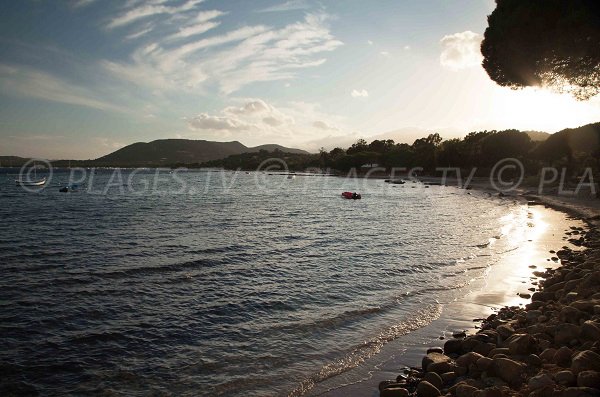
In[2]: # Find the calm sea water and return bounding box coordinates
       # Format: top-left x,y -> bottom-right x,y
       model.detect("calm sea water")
1,169 -> 531,396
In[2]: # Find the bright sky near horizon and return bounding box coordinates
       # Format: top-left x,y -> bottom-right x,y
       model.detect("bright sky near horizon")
1,0 -> 599,159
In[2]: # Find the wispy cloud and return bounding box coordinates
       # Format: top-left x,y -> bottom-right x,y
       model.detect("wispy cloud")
107,0 -> 204,29
258,0 -> 311,13
0,64 -> 125,112
104,12 -> 342,94
440,31 -> 483,70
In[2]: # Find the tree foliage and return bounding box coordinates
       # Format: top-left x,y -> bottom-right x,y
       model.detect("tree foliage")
481,0 -> 600,100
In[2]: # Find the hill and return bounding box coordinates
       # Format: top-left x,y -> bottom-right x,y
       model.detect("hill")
536,122 -> 600,161
525,130 -> 551,142
0,156 -> 30,167
94,139 -> 309,166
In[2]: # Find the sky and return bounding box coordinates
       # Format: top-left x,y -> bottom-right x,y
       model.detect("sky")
0,0 -> 599,159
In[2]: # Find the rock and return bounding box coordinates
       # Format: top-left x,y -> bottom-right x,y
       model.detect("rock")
476,357 -> 493,371
560,387 -> 600,397
453,331 -> 467,339
555,323 -> 581,345
526,310 -> 543,322
525,354 -> 543,367
380,380 -> 397,391
429,361 -> 457,374
540,348 -> 557,363
427,347 -> 444,354
506,333 -> 536,355
571,299 -> 600,313
561,306 -> 587,324
487,348 -> 510,358
577,371 -> 600,389
441,372 -> 457,384
423,372 -> 443,390
473,343 -> 495,357
423,353 -> 454,373
528,373 -> 555,390
555,346 -> 574,367
381,387 -> 410,397
474,387 -> 505,397
489,358 -> 525,388
572,350 -> 600,374
532,292 -> 555,302
444,339 -> 463,355
580,321 -> 600,341
416,381 -> 441,397
457,352 -> 484,368
556,370 -> 577,386
496,325 -> 515,339
456,384 -> 479,397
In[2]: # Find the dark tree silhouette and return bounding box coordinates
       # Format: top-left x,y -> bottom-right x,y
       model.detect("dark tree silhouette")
481,0 -> 600,100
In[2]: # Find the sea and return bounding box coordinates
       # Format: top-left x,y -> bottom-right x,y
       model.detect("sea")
0,168 -> 581,396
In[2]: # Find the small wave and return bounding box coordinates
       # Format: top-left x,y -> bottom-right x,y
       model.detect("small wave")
287,304 -> 442,397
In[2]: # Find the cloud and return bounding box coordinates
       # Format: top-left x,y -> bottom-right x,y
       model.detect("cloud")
107,0 -> 203,29
185,98 -> 346,146
104,12 -> 342,94
367,40 -> 373,45
188,113 -> 252,131
380,51 -> 390,57
258,0 -> 311,13
439,30 -> 483,70
404,45 -> 411,50
0,64 -> 124,112
351,89 -> 369,98
166,10 -> 224,40
72,0 -> 96,8
313,120 -> 338,130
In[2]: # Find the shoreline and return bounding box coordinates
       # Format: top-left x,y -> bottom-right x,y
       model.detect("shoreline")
310,192 -> 585,396
374,191 -> 600,397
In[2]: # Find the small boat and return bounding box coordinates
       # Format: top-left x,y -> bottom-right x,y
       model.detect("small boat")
15,161 -> 46,186
341,191 -> 361,200
59,184 -> 79,193
15,176 -> 46,186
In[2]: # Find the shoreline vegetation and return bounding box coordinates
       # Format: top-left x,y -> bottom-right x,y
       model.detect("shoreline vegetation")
377,196 -> 600,397
1,123 -> 598,177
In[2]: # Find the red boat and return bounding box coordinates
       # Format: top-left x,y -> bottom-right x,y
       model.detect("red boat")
341,191 -> 361,200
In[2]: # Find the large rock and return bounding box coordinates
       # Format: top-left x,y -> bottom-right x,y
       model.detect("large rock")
555,346 -> 575,367
423,353 -> 454,373
577,371 -> 600,389
456,352 -> 484,368
572,351 -> 600,374
381,387 -> 410,397
555,323 -> 581,345
571,299 -> 600,313
555,370 -> 577,387
560,306 -> 587,324
416,381 -> 441,397
495,324 -> 514,339
540,348 -> 557,363
489,358 -> 525,388
559,387 -> 600,397
444,339 -> 463,355
580,321 -> 600,341
423,372 -> 443,390
506,333 -> 536,355
455,384 -> 478,397
528,373 -> 555,390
